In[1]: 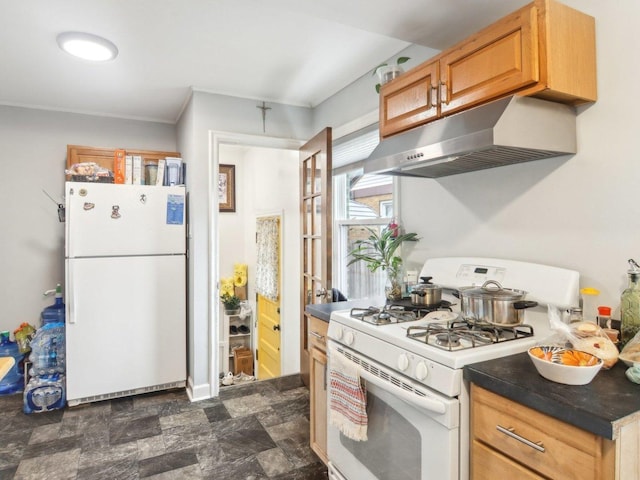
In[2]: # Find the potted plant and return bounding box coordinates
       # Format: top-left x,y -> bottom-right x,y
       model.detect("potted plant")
221,292 -> 241,315
373,56 -> 411,93
347,226 -> 419,300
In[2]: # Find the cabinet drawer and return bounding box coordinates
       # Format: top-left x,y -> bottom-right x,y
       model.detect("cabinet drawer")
308,316 -> 328,352
472,440 -> 544,479
471,385 -> 614,480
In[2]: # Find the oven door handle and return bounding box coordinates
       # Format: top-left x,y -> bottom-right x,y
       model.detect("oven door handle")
358,368 -> 447,415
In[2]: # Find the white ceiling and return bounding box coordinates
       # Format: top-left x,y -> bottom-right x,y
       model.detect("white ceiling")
0,0 -> 529,124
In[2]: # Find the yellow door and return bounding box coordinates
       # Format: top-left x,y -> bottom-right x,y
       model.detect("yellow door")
300,128 -> 332,386
255,215 -> 282,380
257,294 -> 280,379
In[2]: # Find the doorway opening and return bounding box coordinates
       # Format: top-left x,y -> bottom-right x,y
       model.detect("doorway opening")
209,132 -> 302,397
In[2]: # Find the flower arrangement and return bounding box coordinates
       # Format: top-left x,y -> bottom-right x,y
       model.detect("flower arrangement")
220,276 -> 241,312
221,292 -> 241,312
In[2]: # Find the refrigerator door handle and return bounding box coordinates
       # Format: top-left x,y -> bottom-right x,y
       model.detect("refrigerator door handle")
68,262 -> 76,324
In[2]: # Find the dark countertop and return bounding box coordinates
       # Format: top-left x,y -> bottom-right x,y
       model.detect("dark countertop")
464,353 -> 640,440
305,298 -> 385,322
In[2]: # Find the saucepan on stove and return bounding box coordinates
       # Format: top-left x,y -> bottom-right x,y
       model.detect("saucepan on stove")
410,276 -> 442,306
456,280 -> 538,326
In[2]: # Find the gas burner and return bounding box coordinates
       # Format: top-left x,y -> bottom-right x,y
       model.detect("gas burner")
406,320 -> 534,351
385,298 -> 455,317
436,332 -> 461,348
350,306 -> 418,325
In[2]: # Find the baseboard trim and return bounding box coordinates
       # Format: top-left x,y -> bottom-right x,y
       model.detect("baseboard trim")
186,376 -> 212,402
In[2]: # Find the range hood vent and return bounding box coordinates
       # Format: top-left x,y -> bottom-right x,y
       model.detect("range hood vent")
365,96 -> 577,178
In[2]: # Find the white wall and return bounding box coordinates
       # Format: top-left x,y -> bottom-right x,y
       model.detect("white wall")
396,0 -> 640,319
218,144 -> 301,375
312,44 -> 439,134
0,106 -> 176,334
176,91 -> 312,397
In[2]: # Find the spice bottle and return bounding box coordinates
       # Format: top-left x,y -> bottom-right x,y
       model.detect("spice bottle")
597,306 -> 612,329
567,307 -> 583,324
580,287 -> 600,323
621,259 -> 640,349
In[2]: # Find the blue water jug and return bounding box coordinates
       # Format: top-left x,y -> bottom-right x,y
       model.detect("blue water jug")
28,323 -> 65,376
0,331 -> 25,395
41,284 -> 65,325
23,374 -> 66,413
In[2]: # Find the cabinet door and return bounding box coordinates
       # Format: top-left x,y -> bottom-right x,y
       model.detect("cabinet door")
309,346 -> 328,464
439,3 -> 539,116
379,60 -> 439,138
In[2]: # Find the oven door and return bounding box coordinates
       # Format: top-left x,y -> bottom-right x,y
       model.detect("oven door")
327,341 -> 460,480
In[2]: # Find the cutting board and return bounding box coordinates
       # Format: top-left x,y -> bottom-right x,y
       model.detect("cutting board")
0,357 -> 15,381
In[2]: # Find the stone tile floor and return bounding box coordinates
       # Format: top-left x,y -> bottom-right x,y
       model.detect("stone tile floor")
0,375 -> 328,479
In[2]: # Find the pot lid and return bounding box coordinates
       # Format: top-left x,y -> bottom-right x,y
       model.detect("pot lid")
461,280 -> 527,299
412,283 -> 441,292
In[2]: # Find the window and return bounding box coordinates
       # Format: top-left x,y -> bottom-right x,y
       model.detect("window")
332,124 -> 398,300
379,200 -> 393,218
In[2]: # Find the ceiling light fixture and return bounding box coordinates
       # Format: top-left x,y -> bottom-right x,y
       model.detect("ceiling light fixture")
56,32 -> 118,62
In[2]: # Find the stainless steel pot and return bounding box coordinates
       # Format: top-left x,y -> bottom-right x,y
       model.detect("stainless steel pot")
411,276 -> 442,306
457,280 -> 537,326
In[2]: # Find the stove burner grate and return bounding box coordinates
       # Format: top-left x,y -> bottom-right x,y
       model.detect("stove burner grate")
350,305 -> 417,325
350,299 -> 455,326
406,319 -> 534,351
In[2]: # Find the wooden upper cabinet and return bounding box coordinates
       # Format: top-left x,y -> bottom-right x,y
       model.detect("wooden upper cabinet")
379,60 -> 439,138
379,0 -> 596,138
440,3 -> 540,116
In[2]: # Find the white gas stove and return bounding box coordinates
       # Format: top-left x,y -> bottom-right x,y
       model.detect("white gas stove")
326,257 -> 579,480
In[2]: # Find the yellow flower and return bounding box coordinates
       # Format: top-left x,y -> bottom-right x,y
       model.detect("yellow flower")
220,277 -> 235,297
234,263 -> 248,287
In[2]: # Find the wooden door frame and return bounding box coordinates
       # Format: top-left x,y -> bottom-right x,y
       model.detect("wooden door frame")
299,128 -> 332,386
208,131 -> 302,398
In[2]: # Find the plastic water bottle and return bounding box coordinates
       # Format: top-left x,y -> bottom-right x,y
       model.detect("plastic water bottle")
28,323 -> 66,376
0,331 -> 25,395
41,284 -> 65,325
23,374 -> 66,414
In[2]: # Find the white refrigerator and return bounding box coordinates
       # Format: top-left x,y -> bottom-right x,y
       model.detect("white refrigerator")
64,182 -> 187,406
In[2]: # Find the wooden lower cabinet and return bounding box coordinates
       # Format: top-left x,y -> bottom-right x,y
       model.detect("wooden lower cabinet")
470,384 -> 615,480
473,440 -> 545,479
308,316 -> 329,464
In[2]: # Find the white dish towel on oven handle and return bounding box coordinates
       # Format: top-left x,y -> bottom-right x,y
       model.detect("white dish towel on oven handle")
328,346 -> 368,441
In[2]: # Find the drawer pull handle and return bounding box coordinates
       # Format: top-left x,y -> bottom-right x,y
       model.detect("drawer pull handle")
309,331 -> 325,340
496,425 -> 545,452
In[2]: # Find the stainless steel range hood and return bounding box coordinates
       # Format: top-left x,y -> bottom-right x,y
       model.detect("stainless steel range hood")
365,96 -> 577,178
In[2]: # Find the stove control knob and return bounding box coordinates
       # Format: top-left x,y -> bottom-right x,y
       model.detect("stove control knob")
344,330 -> 355,346
415,362 -> 429,381
397,354 -> 410,371
333,326 -> 343,340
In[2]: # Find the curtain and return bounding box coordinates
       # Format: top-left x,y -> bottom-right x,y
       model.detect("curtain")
255,216 -> 280,300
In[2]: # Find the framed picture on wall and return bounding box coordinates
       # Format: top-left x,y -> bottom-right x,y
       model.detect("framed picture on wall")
219,164 -> 236,212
